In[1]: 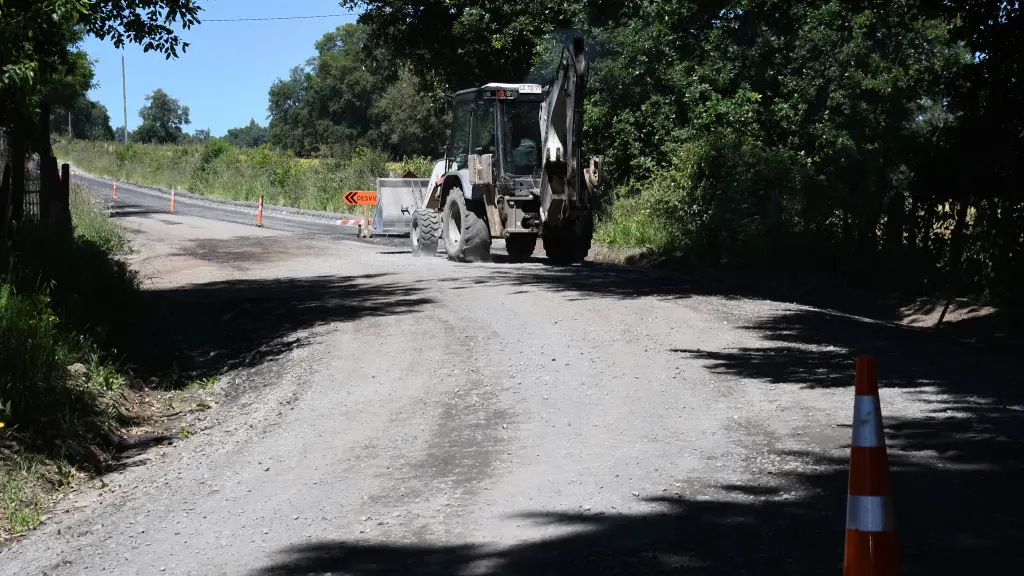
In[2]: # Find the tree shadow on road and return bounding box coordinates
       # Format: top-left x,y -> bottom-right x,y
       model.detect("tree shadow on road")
447,261 -> 739,301
673,306 -> 1024,406
462,261 -> 1023,403
251,435 -> 1023,575
113,273 -> 433,385
458,260 -> 1024,351
419,263 -> 1024,574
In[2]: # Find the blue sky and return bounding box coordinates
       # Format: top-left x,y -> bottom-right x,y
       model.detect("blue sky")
83,1 -> 359,136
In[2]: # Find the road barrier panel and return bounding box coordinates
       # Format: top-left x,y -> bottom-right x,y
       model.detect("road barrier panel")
170,189 -> 176,212
113,183 -> 117,199
256,195 -> 264,227
844,356 -> 901,576
369,177 -> 431,236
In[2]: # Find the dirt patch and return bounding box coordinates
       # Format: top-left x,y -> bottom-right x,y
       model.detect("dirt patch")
185,236 -> 308,266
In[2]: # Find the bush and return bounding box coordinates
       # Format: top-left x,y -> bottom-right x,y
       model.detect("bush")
594,193 -> 674,249
597,136 -> 812,275
1,185 -> 137,460
70,185 -> 131,255
0,285 -> 76,430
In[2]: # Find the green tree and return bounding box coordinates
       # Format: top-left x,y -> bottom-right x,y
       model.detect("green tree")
132,88 -> 191,144
371,68 -> 448,158
50,97 -> 116,141
343,0 -> 589,93
267,23 -> 391,156
225,118 -> 269,148
1,0 -> 202,137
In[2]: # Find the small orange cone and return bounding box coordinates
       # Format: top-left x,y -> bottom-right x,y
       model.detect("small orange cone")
113,183 -> 117,199
170,189 -> 176,212
843,356 -> 901,576
256,194 -> 264,227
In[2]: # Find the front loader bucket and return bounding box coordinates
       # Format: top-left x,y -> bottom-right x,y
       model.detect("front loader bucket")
370,177 -> 432,235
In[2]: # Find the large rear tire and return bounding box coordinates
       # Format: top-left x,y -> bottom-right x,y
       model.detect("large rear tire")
543,212 -> 593,265
505,234 -> 538,262
411,208 -> 441,257
443,189 -> 491,262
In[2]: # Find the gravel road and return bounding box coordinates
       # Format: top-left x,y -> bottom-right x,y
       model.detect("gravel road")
1,201 -> 1021,575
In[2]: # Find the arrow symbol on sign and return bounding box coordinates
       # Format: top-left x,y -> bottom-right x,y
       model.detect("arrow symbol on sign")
344,191 -> 358,204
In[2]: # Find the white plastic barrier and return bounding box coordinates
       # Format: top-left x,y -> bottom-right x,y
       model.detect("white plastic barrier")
370,177 -> 432,235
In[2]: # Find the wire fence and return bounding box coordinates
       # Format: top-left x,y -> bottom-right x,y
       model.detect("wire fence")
24,153 -> 42,221
1,130 -> 49,226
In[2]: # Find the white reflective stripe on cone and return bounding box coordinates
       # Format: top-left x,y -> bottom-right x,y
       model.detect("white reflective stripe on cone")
852,395 -> 884,447
846,495 -> 894,532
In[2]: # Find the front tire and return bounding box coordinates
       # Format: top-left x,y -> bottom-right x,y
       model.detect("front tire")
443,189 -> 491,262
411,208 -> 441,257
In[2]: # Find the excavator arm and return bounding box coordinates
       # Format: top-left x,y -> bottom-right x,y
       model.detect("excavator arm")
538,36 -> 602,226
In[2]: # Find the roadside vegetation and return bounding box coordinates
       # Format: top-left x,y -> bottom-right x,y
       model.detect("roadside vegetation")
1,0 -> 212,539
0,185 -> 139,537
55,140 -> 433,213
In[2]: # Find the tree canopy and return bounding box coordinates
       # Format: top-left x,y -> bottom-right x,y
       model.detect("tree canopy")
225,119 -> 269,148
266,22 -> 444,158
50,97 -> 116,141
1,0 -> 202,140
132,89 -> 191,144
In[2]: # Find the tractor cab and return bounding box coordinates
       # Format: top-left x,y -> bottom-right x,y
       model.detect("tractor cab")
447,83 -> 545,191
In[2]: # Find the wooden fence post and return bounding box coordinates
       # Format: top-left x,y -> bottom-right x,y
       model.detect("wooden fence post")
50,163 -> 72,235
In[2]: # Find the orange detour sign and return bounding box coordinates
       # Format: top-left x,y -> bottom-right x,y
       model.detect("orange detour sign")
343,190 -> 378,206
843,356 -> 901,576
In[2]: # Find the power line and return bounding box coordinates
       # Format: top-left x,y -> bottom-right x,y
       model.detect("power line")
203,13 -> 357,22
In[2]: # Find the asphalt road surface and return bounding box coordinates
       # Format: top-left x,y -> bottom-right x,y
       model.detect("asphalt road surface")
1,186 -> 1021,575
72,173 -> 366,237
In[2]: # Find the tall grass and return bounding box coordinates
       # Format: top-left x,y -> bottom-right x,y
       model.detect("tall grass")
595,193 -> 675,249
55,140 -> 435,214
1,184 -> 137,535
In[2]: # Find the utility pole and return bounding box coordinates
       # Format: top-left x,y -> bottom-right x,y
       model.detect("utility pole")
121,53 -> 128,144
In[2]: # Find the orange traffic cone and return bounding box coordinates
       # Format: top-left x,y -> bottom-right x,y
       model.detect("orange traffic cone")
843,356 -> 901,575
256,194 -> 263,227
170,189 -> 176,212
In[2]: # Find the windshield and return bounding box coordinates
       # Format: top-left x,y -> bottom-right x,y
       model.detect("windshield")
501,101 -> 542,177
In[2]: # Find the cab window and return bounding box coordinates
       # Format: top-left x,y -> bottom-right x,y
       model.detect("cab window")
449,100 -> 472,168
470,100 -> 495,155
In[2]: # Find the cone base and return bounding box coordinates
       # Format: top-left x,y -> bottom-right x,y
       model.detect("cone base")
844,529 -> 901,576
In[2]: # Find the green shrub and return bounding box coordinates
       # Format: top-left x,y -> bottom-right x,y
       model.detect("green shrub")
594,193 -> 674,249
0,284 -> 76,434
113,142 -> 139,168
1,186 -> 137,458
596,136 -> 811,274
70,185 -> 131,256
